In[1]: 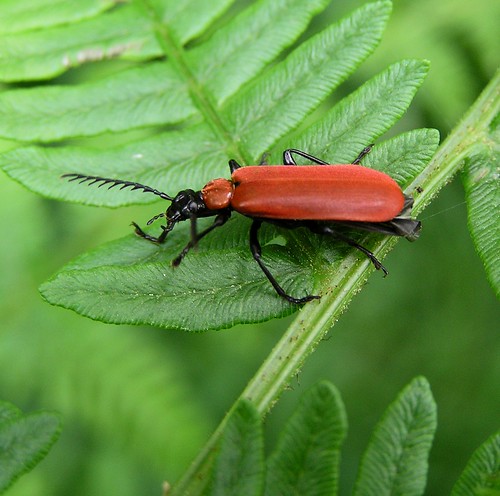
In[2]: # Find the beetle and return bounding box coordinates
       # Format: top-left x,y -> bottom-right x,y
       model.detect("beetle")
63,147 -> 421,304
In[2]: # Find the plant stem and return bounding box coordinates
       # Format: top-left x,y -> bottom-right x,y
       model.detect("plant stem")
409,68 -> 500,215
172,70 -> 499,496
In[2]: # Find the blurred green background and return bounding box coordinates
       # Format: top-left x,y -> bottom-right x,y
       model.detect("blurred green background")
1,0 -> 498,495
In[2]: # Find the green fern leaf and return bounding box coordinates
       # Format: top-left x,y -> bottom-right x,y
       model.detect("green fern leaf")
0,0 -> 116,34
209,400 -> 264,496
353,377 -> 437,496
0,1 -> 438,330
451,431 -> 500,496
0,3 -> 160,82
0,62 -> 196,141
463,149 -> 500,298
0,401 -> 61,493
189,0 -> 331,104
264,381 -> 347,496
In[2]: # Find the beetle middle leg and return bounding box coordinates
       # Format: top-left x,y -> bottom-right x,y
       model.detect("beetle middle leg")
309,223 -> 388,275
283,149 -> 329,165
250,220 -> 320,304
283,145 -> 373,166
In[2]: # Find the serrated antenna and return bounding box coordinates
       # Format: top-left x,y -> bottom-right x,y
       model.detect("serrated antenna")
62,173 -> 173,201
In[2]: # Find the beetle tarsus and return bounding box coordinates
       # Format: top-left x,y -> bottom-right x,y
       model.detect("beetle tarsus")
132,222 -> 162,243
370,255 -> 388,276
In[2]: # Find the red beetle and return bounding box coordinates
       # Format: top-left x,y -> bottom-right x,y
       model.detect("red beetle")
63,147 -> 421,304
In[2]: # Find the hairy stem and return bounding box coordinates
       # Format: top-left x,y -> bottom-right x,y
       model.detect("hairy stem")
172,69 -> 499,496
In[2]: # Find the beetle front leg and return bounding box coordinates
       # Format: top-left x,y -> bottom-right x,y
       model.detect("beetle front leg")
172,212 -> 231,266
250,220 -> 320,304
132,221 -> 172,244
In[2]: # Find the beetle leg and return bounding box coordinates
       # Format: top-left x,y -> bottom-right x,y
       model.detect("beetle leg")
283,145 -> 374,166
132,221 -> 173,244
283,149 -> 329,165
352,145 -> 373,164
172,212 -> 231,266
229,159 -> 242,173
250,220 -> 320,304
258,152 -> 270,165
310,224 -> 388,276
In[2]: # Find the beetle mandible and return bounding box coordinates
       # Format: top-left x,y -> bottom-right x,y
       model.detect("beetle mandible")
63,147 -> 421,304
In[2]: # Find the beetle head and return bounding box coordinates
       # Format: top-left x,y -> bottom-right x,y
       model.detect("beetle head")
165,189 -> 203,222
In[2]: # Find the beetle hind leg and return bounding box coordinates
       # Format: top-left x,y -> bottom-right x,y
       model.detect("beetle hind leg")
352,144 -> 373,164
311,224 -> 388,276
250,220 -> 320,304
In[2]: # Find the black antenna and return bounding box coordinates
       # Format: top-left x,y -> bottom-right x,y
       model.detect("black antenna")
62,173 -> 173,201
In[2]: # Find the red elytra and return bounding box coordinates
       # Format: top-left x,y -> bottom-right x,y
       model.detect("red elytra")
202,166 -> 405,221
230,165 -> 405,221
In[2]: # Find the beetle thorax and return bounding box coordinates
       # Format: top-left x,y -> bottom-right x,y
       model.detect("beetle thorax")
201,178 -> 234,210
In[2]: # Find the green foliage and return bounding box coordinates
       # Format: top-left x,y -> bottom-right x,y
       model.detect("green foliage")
0,320 -> 209,480
194,379 -> 500,496
355,0 -> 499,129
0,1 -> 498,495
207,400 -> 264,496
0,0 -> 115,35
451,432 -> 500,496
203,381 -> 347,496
0,0 -> 442,330
263,381 -> 346,496
463,140 -> 500,298
353,377 -> 436,496
0,401 -> 61,494
194,378 -> 500,496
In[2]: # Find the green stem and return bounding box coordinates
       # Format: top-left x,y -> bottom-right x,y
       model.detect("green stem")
410,68 -> 500,215
140,0 -> 247,164
172,70 -> 499,495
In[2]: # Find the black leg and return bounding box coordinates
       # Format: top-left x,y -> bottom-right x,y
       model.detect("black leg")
132,221 -> 173,244
283,145 -> 374,166
258,152 -> 270,165
249,220 -> 320,304
229,159 -> 241,173
309,224 -> 388,275
172,213 -> 231,266
283,148 -> 329,165
352,144 -> 373,164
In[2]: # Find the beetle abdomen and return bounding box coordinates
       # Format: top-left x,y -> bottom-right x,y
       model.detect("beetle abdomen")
231,166 -> 405,222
